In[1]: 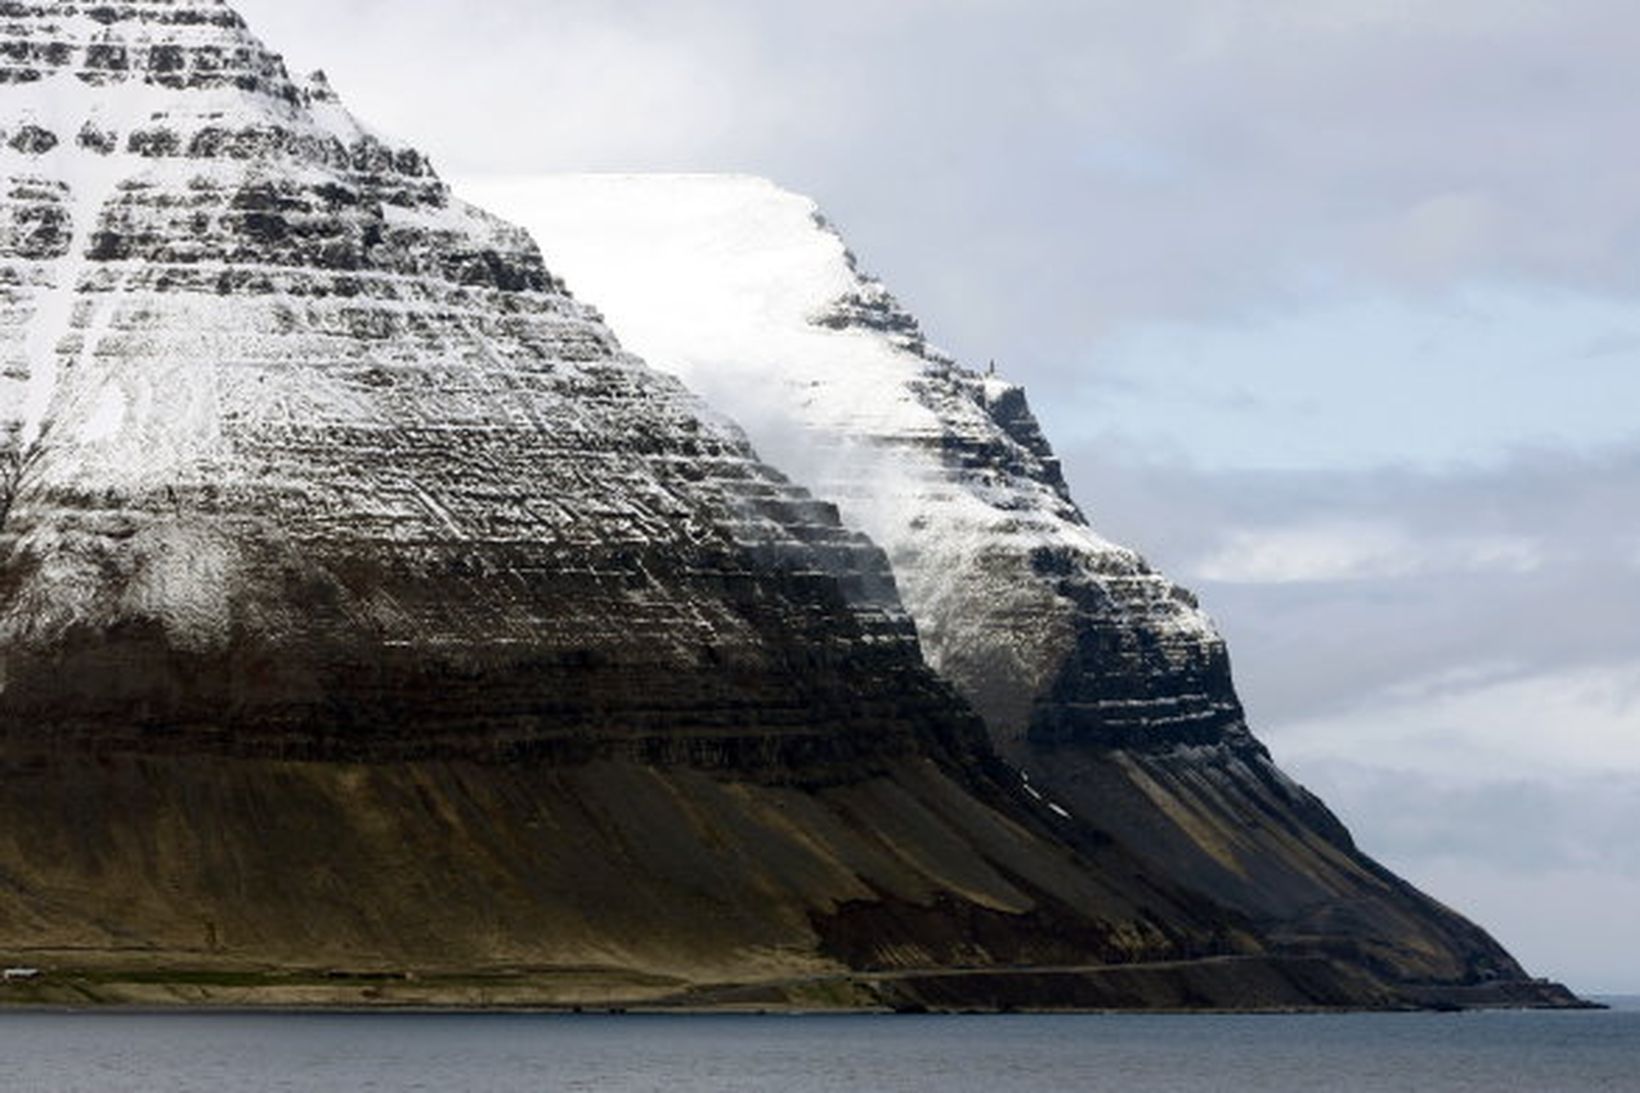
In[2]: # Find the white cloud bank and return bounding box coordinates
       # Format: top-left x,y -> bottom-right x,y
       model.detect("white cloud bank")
1270,661 -> 1640,781
1193,522 -> 1543,584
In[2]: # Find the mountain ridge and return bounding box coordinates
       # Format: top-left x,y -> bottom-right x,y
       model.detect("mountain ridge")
468,172 -> 1575,997
0,2 -> 1582,1011
0,0 -> 1310,1011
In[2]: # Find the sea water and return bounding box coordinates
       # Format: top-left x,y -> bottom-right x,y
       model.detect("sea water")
1,1001 -> 1635,1092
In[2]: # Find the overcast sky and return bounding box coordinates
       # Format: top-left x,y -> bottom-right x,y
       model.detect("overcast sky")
238,0 -> 1640,994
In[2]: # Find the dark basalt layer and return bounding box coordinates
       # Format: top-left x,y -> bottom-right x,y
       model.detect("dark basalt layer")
20,750 -> 1566,1012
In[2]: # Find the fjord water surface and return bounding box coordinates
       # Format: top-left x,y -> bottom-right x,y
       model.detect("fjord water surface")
2,1005 -> 1635,1091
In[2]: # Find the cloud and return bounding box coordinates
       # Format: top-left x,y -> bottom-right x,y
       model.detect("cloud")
1040,286 -> 1640,471
238,1 -> 1640,343
1273,661 -> 1640,781
1383,191 -> 1510,281
1582,330 -> 1640,359
1067,441 -> 1640,988
236,0 -> 777,169
1292,761 -> 1640,879
1061,441 -> 1640,724
242,3 -> 1640,471
1193,522 -> 1541,584
1371,857 -> 1640,995
1283,759 -> 1640,993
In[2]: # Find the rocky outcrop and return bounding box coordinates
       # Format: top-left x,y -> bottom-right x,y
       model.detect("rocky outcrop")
488,174 -> 1570,997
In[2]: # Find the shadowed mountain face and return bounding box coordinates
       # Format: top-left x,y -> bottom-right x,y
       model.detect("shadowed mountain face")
482,175 -> 1569,996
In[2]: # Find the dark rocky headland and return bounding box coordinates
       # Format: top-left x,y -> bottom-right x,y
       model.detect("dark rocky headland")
0,0 -> 1585,1012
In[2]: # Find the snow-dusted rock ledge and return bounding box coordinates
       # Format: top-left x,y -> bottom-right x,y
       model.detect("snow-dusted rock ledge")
468,174 -> 1547,991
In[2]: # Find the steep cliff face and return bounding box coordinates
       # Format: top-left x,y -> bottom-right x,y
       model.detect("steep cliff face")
0,1 -> 1299,1007
478,174 -> 1554,993
0,2 -> 941,761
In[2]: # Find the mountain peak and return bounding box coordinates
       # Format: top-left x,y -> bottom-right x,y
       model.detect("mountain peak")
0,8 -> 1584,1014
301,68 -> 337,104
0,2 -> 901,730
3,1 -> 296,100
0,1 -> 422,172
0,1 -> 1255,1011
470,172 -> 1575,1002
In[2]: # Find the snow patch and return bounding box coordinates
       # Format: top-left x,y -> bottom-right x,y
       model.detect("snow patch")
119,525 -> 237,653
80,384 -> 128,445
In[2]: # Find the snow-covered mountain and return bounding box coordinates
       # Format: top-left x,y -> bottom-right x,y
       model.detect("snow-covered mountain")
0,1 -> 1578,1011
0,6 -> 946,749
0,0 -> 1307,1008
469,174 -> 1558,995
466,175 -> 1236,744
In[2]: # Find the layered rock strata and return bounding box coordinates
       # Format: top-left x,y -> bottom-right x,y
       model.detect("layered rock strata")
0,0 -> 1307,1007
479,174 -> 1569,997
0,2 -> 939,765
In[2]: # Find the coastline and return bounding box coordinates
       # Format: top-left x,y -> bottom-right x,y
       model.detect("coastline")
0,957 -> 1597,1016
